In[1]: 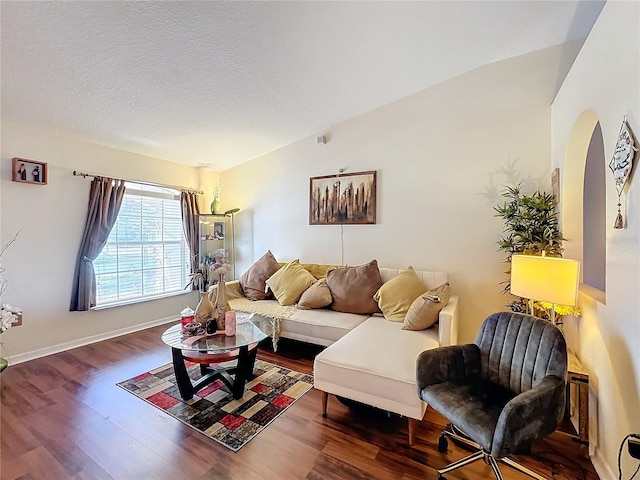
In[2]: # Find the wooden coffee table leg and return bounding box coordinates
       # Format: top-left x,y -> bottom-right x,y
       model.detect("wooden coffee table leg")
171,347 -> 194,400
230,344 -> 259,400
232,346 -> 250,399
247,343 -> 258,374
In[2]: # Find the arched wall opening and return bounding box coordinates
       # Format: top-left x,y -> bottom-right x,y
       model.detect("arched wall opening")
562,109 -> 607,304
582,122 -> 606,294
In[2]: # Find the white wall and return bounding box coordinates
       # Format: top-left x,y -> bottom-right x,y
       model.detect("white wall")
220,46 -> 570,344
552,2 -> 640,478
0,122 -> 216,361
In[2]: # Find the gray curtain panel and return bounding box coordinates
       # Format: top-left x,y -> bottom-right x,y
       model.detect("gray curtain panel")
70,177 -> 126,311
180,191 -> 200,286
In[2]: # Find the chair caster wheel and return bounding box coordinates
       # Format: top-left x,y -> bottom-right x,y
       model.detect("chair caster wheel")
438,434 -> 448,452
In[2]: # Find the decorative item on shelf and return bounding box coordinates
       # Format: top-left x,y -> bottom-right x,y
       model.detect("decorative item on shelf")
494,184 -> 565,312
199,248 -> 227,292
210,261 -> 232,330
194,291 -> 215,329
225,311 -> 236,336
510,253 -> 580,326
210,184 -> 222,214
609,116 -> 637,229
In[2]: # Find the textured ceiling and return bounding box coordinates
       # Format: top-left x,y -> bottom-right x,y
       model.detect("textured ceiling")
1,1 -> 604,172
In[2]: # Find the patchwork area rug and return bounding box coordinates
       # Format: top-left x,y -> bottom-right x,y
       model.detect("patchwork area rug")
117,359 -> 313,451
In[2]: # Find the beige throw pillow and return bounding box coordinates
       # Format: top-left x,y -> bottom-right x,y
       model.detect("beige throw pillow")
402,283 -> 451,331
373,267 -> 428,321
239,250 -> 281,301
297,278 -> 333,309
326,259 -> 383,314
266,260 -> 316,306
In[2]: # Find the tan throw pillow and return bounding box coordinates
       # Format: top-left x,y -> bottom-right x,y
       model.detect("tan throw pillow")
402,283 -> 451,331
266,260 -> 316,306
297,278 -> 333,309
239,250 -> 281,301
326,259 -> 383,314
373,267 -> 428,321
301,263 -> 342,279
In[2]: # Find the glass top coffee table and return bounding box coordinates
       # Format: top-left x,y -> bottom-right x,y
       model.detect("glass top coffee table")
161,312 -> 273,400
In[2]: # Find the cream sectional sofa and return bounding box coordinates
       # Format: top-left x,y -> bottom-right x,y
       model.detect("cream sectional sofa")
215,268 -> 458,348
212,265 -> 459,445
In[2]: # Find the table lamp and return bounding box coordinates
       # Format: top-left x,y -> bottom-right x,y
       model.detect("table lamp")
510,253 -> 580,325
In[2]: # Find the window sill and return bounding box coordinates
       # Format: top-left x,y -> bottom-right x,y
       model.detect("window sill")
92,289 -> 195,310
579,283 -> 606,305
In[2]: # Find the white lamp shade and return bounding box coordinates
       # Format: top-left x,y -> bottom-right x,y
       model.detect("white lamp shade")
510,255 -> 580,306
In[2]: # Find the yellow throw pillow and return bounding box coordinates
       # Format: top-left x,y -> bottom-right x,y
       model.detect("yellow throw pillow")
297,278 -> 333,309
301,263 -> 342,279
266,260 -> 316,306
402,283 -> 451,330
373,267 -> 428,321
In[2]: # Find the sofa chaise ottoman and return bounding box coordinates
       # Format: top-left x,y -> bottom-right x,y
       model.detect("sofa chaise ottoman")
211,262 -> 459,445
313,268 -> 458,446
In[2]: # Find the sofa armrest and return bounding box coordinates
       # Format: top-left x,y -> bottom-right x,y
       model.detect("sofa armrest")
208,280 -> 244,301
492,375 -> 566,457
437,295 -> 459,346
416,344 -> 480,393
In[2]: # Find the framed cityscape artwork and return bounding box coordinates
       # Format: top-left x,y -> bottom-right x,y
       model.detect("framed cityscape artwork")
12,157 -> 48,185
309,170 -> 377,225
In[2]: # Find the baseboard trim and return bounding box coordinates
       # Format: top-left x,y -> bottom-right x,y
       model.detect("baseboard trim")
591,448 -> 616,480
7,315 -> 178,366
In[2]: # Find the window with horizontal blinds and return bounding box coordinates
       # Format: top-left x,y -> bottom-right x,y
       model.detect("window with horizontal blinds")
93,183 -> 190,306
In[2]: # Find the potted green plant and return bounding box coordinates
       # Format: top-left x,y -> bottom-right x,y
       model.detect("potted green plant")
494,184 -> 566,314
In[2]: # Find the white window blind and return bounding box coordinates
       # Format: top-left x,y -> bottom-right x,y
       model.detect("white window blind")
94,184 -> 190,306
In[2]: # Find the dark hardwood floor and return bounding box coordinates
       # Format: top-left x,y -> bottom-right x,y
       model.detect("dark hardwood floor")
1,325 -> 599,480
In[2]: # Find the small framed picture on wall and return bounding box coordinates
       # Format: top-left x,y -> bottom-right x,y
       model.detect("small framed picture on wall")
12,157 -> 48,185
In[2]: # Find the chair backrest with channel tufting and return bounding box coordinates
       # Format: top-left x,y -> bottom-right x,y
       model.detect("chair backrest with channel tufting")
474,312 -> 567,394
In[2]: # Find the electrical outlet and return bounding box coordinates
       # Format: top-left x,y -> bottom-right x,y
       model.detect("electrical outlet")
629,436 -> 640,460
11,312 -> 22,327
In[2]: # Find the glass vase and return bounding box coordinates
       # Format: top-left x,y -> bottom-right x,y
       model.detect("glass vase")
195,291 -> 214,329
211,198 -> 221,214
213,273 -> 230,330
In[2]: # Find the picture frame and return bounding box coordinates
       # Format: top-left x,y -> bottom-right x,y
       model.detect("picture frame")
213,222 -> 225,240
309,170 -> 377,225
609,117 -> 638,228
12,157 -> 48,185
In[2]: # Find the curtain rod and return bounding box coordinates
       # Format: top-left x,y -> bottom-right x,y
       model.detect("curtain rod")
72,170 -> 203,194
